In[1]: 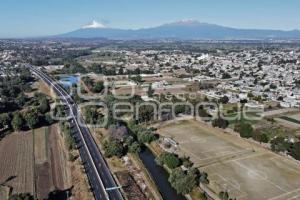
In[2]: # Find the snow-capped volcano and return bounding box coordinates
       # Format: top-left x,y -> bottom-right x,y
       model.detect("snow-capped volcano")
164,19 -> 203,26
58,20 -> 300,40
82,20 -> 106,29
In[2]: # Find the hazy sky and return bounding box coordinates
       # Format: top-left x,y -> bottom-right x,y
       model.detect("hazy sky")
1,0 -> 300,38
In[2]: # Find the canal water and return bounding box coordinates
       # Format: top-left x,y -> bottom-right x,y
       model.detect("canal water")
58,75 -> 78,87
57,75 -> 185,200
139,148 -> 186,200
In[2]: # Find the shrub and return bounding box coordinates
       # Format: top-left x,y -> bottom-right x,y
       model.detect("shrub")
212,117 -> 229,129
235,122 -> 253,138
68,153 -> 78,162
289,142 -> 300,161
271,136 -> 291,153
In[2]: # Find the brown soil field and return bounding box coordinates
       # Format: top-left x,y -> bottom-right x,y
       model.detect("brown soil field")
142,76 -> 185,84
0,125 -> 71,199
113,85 -> 145,96
34,127 -> 52,200
35,124 -> 72,199
49,124 -> 70,190
35,162 -> 52,199
0,132 -> 34,194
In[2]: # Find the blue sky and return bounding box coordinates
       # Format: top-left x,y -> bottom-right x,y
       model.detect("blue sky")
1,0 -> 300,38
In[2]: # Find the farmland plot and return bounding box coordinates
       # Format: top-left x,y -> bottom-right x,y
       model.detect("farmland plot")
158,120 -> 300,200
0,132 -> 34,194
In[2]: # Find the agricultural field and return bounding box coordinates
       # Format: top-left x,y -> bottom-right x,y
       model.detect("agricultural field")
226,111 -> 262,127
0,132 -> 34,195
274,112 -> 300,133
142,75 -> 186,85
158,120 -> 300,200
49,124 -> 71,190
34,127 -> 52,199
287,113 -> 300,122
77,51 -> 126,65
0,125 -> 70,199
278,113 -> 300,126
34,127 -> 48,164
35,125 -> 71,199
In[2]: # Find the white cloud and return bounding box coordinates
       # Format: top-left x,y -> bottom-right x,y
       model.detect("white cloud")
82,20 -> 106,29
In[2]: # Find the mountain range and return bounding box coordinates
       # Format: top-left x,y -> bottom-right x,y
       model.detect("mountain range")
57,20 -> 300,40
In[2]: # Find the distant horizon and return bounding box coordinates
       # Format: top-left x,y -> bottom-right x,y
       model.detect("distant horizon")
2,19 -> 300,40
79,19 -> 300,31
1,0 -> 300,38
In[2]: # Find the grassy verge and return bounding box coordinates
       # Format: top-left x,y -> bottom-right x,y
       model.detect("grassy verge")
147,141 -> 163,156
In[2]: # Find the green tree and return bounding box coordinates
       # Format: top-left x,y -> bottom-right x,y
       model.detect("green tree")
137,131 -> 156,143
212,117 -> 229,129
235,122 -> 253,138
93,81 -> 104,93
222,72 -> 231,79
271,136 -> 291,152
258,133 -> 269,143
219,96 -> 229,104
247,92 -> 254,99
0,113 -> 11,129
24,110 -> 39,129
103,138 -> 124,158
156,152 -> 181,169
240,99 -> 248,104
128,141 -> 141,153
12,112 -> 24,131
118,67 -> 124,75
130,74 -> 142,84
84,105 -> 103,125
199,192 -> 208,200
147,83 -> 155,97
181,156 -> 193,168
168,168 -> 198,195
289,142 -> 300,160
44,113 -> 54,125
124,136 -> 135,146
39,97 -> 50,114
16,93 -> 27,107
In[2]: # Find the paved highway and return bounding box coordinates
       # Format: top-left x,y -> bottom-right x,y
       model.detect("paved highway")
29,66 -> 123,200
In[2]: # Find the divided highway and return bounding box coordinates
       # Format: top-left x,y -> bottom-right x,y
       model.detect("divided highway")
29,66 -> 123,200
